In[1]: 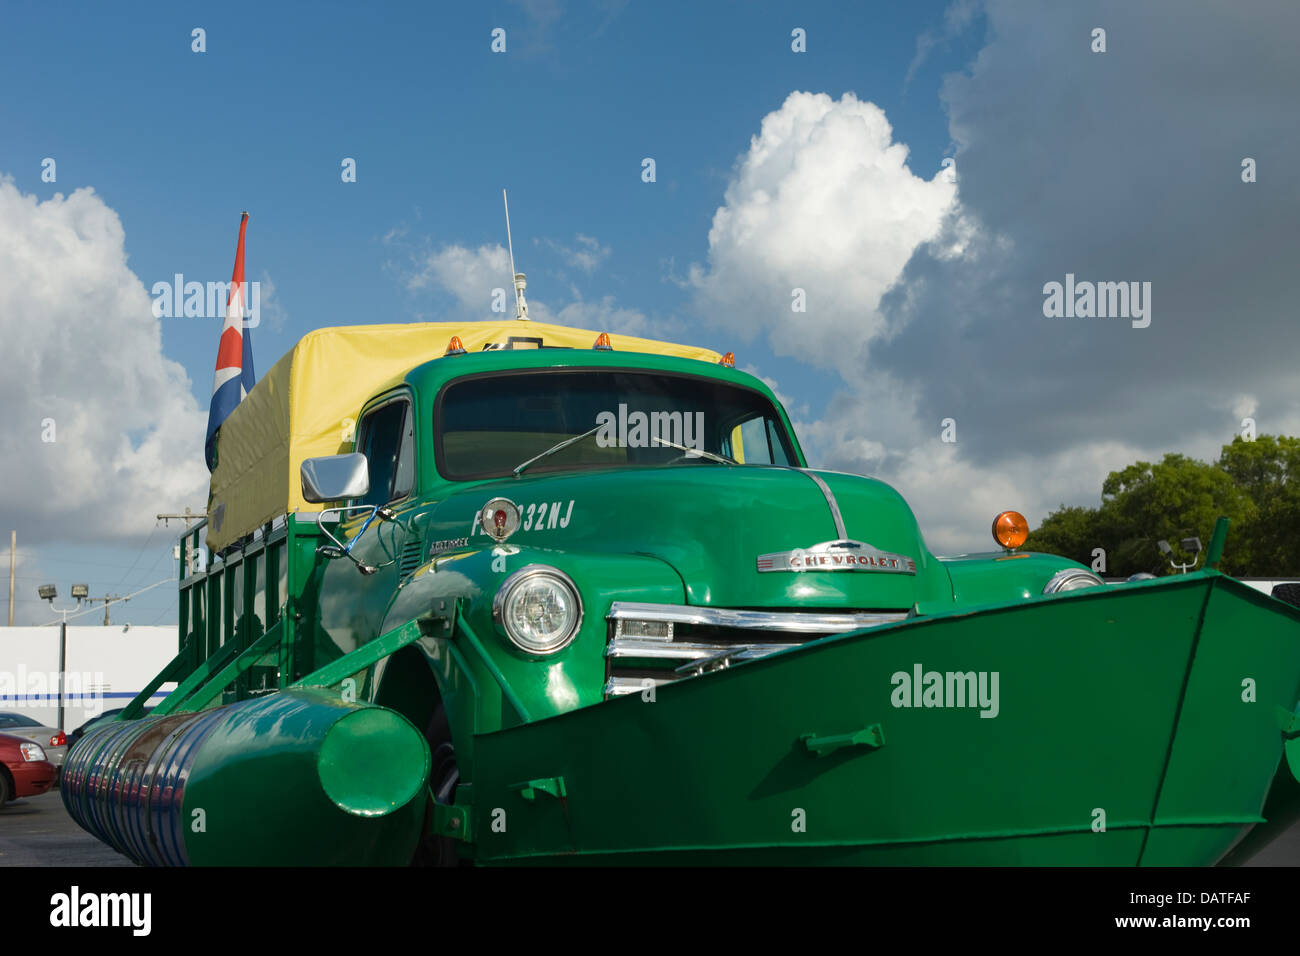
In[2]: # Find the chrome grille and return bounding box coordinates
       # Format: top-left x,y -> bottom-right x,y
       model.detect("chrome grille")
603,601 -> 909,697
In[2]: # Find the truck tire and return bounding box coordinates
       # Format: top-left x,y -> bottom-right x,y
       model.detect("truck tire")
411,702 -> 462,866
1272,583 -> 1300,609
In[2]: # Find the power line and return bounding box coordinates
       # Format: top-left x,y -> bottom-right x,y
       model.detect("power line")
40,577 -> 173,627
110,523 -> 160,590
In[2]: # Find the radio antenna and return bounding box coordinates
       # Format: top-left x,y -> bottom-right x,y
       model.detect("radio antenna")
502,189 -> 529,321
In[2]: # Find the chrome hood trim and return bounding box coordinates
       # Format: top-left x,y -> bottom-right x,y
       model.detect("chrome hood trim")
798,469 -> 847,539
606,602 -> 910,634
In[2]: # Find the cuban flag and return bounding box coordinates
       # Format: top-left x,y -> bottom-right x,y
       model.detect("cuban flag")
204,212 -> 256,471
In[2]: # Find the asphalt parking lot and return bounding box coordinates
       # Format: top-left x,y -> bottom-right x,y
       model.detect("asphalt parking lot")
2,788 -> 1299,866
0,791 -> 132,866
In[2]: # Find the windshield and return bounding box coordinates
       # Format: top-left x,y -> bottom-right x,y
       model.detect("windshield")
436,369 -> 797,480
0,713 -> 41,728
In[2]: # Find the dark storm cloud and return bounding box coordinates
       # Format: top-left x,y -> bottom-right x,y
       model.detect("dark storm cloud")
875,0 -> 1300,464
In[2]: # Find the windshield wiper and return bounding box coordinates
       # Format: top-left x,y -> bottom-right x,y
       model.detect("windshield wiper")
513,425 -> 602,477
652,436 -> 737,465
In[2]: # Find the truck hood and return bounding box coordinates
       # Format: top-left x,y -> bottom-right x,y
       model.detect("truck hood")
424,466 -> 953,610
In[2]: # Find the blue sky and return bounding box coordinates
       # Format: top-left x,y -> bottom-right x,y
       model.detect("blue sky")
2,0 -> 969,384
3,1 -> 1294,625
1,0 -> 975,624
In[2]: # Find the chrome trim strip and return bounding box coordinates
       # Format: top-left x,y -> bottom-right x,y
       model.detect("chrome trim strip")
607,602 -> 909,634
606,638 -> 802,660
605,676 -> 673,697
674,646 -> 747,676
800,469 -> 847,540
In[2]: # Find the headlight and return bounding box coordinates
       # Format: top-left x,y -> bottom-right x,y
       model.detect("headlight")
493,565 -> 583,655
1043,568 -> 1104,594
20,742 -> 47,762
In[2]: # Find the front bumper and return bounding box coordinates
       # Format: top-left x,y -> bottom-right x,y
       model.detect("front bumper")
603,601 -> 910,697
9,759 -> 56,798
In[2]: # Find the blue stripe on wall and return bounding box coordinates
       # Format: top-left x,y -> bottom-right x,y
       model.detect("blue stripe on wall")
0,692 -> 170,702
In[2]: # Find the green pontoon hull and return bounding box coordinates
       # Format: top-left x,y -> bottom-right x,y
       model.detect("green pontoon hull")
62,689 -> 430,866
468,572 -> 1300,865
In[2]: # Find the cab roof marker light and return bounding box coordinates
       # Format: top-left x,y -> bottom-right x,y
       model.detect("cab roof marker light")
992,511 -> 1029,551
719,352 -> 735,367
445,336 -> 467,356
593,332 -> 613,350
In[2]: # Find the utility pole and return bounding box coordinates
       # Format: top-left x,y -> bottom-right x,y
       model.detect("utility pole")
8,530 -> 14,627
83,594 -> 127,626
158,508 -> 205,577
156,507 -> 203,529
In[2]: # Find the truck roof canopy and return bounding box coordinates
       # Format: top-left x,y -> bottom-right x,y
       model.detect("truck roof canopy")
205,320 -> 723,551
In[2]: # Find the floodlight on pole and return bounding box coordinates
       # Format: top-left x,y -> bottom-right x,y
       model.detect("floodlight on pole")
37,583 -> 87,733
1160,537 -> 1201,575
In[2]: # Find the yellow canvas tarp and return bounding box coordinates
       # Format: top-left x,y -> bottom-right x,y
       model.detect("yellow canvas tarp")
205,319 -> 721,550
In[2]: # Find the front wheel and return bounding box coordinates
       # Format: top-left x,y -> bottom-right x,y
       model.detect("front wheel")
411,702 -> 462,866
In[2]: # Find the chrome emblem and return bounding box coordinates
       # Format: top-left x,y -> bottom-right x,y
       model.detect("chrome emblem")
756,539 -> 916,575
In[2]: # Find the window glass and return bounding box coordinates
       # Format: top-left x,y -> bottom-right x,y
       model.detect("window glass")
738,416 -> 768,463
727,414 -> 793,465
393,403 -> 415,498
357,399 -> 412,505
766,417 -> 792,466
437,370 -> 796,479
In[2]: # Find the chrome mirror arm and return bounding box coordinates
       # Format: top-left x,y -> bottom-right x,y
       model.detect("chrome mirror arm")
316,504 -> 395,574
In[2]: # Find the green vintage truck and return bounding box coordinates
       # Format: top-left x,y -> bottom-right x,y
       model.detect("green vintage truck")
64,317 -> 1300,866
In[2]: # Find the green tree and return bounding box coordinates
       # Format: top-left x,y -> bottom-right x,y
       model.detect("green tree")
1023,505 -> 1101,570
1026,438 -> 1296,577
1098,453 -> 1254,576
1218,435 -> 1300,572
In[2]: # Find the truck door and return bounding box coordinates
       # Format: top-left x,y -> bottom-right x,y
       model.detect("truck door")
318,390 -> 419,664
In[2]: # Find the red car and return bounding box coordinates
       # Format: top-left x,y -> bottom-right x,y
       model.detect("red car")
0,732 -> 57,803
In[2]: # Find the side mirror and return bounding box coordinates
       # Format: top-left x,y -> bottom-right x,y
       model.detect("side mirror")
301,453 -> 370,503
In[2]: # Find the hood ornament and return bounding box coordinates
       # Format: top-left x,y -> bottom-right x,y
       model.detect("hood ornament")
757,539 -> 916,575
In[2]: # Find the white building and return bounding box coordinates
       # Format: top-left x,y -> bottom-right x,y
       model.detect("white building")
0,625 -> 178,731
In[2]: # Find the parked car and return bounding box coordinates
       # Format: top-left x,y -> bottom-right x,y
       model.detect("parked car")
0,732 -> 57,803
67,707 -> 152,748
0,713 -> 67,771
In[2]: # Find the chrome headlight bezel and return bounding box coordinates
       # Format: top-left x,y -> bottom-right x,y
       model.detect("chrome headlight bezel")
492,565 -> 583,655
1043,568 -> 1105,594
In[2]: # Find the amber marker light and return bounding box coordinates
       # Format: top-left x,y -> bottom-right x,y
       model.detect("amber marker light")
992,510 -> 1029,550
445,336 -> 466,356
719,351 -> 735,367
593,332 -> 613,350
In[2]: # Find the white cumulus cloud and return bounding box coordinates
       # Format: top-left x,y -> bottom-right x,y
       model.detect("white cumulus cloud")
404,242 -> 655,337
0,177 -> 209,545
690,91 -> 957,375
